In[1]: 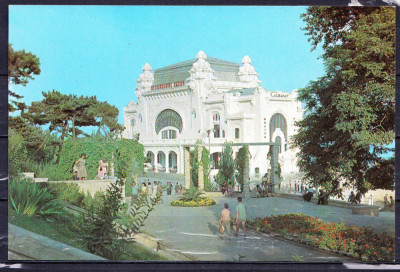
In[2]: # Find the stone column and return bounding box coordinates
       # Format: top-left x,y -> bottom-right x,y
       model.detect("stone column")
243,153 -> 250,198
271,144 -> 279,194
198,146 -> 204,192
166,152 -> 170,173
154,151 -> 158,173
184,147 -> 191,189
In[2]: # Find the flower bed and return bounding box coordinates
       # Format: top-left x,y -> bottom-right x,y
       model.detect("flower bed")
245,213 -> 394,262
170,197 -> 216,207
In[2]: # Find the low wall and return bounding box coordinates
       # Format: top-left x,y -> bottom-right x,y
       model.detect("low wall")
8,224 -> 106,260
35,178 -> 124,198
276,193 -> 381,216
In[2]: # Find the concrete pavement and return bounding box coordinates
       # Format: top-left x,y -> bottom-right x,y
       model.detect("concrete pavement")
138,194 -> 394,261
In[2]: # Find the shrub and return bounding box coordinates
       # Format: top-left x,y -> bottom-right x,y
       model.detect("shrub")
77,179 -> 162,260
45,182 -> 85,208
83,191 -> 105,210
8,178 -> 65,218
8,129 -> 26,178
178,186 -> 204,202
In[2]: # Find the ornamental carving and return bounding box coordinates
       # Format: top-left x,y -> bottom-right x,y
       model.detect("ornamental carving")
136,63 -> 154,95
187,50 -> 217,83
238,55 -> 261,86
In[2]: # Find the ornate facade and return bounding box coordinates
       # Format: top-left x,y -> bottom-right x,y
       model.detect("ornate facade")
123,51 -> 303,184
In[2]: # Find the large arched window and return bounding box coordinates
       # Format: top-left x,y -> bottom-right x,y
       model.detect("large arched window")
269,113 -> 287,142
155,109 -> 183,134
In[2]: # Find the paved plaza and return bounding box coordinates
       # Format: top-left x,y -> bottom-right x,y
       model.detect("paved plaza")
139,192 -> 394,261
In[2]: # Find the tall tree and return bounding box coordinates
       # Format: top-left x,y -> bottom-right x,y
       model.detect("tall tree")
26,90 -> 97,163
87,101 -> 125,137
294,7 -> 395,197
235,145 -> 248,192
216,143 -> 235,186
8,44 -> 41,112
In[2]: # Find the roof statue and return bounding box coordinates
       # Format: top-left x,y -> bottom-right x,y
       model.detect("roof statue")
136,63 -> 154,96
238,55 -> 261,86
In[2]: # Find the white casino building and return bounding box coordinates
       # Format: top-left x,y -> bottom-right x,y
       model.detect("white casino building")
123,51 -> 303,184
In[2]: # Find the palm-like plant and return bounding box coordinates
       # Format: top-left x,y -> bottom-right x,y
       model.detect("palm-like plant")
178,186 -> 204,202
8,178 -> 65,218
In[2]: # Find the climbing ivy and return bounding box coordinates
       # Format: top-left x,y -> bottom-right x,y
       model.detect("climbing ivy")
39,137 -> 144,181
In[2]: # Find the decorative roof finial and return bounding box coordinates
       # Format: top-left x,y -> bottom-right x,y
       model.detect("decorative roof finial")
196,50 -> 207,61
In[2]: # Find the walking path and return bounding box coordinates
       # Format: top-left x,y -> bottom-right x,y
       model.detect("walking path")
139,194 -> 394,261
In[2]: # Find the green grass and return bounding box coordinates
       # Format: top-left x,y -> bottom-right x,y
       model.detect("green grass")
8,207 -> 169,261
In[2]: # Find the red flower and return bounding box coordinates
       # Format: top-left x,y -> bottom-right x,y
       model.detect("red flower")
374,252 -> 377,255
389,248 -> 392,251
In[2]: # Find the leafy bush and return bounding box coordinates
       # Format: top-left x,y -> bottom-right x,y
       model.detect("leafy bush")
44,182 -> 85,207
178,186 -> 204,202
36,163 -> 69,181
77,179 -> 126,259
246,213 -> 394,262
83,191 -> 105,210
8,129 -> 27,178
8,178 -> 65,218
77,178 -> 162,260
170,197 -> 216,207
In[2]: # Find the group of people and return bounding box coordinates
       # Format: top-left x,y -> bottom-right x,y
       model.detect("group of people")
218,197 -> 247,240
72,153 -> 109,181
221,182 -> 235,197
166,182 -> 182,195
131,180 -> 184,204
252,182 -> 274,198
131,181 -> 163,204
289,180 -> 304,192
380,194 -> 394,211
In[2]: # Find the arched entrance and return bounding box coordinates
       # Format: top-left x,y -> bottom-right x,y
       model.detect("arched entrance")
168,151 -> 178,173
157,151 -> 166,172
146,151 -> 155,166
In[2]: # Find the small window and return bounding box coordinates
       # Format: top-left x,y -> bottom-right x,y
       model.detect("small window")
222,130 -> 225,138
213,113 -> 220,122
255,167 -> 260,178
161,130 -> 177,139
235,128 -> 240,139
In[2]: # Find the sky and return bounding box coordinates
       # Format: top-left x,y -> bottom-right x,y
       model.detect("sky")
9,5 -> 326,128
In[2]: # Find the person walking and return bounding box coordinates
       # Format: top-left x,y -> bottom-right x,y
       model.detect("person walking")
219,203 -> 231,240
141,182 -> 148,202
131,182 -> 138,205
75,153 -> 87,180
235,197 -> 247,238
147,182 -> 152,202
175,182 -> 180,194
152,181 -> 158,200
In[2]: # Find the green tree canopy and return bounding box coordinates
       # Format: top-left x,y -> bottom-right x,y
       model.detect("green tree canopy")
26,90 -> 123,163
8,44 -> 41,112
294,7 -> 395,196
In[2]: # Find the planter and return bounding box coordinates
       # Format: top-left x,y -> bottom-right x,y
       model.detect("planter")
170,197 -> 216,207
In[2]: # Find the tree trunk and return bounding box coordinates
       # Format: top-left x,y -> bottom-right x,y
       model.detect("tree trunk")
72,115 -> 76,140
56,121 -> 69,164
